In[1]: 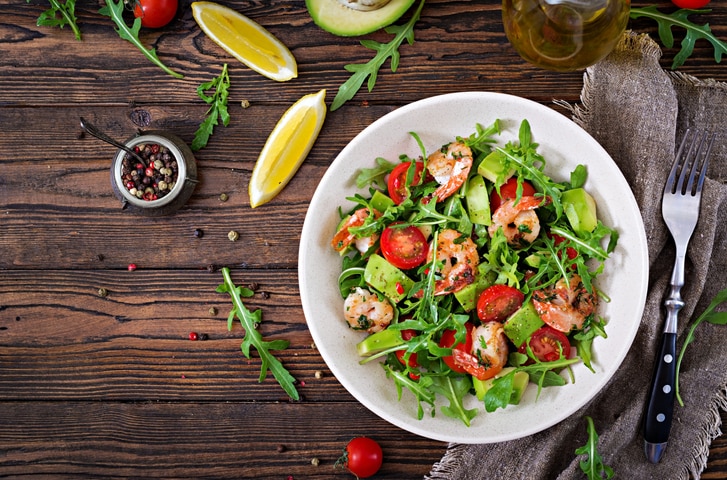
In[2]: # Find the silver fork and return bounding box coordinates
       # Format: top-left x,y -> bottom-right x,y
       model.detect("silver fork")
643,129 -> 716,463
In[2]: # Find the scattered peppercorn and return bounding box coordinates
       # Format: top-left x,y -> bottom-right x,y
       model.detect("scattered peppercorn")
194,228 -> 204,238
228,230 -> 239,242
311,458 -> 320,467
260,291 -> 270,300
127,263 -> 137,271
240,99 -> 250,108
277,444 -> 286,453
314,371 -> 323,379
209,307 -> 218,316
219,193 -> 229,202
96,254 -> 105,261
97,287 -> 108,298
189,332 -> 199,341
119,142 -> 178,201
248,282 -> 259,291
199,333 -> 209,341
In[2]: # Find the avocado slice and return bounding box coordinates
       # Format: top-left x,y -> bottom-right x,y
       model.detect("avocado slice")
477,150 -> 515,185
363,253 -> 415,303
503,300 -> 544,347
562,188 -> 598,234
306,0 -> 417,37
472,367 -> 529,404
465,174 -> 491,226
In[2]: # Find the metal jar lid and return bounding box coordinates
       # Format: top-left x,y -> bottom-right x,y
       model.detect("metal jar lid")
110,130 -> 198,216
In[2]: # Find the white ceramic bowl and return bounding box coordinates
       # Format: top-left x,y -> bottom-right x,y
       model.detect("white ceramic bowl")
299,92 -> 648,444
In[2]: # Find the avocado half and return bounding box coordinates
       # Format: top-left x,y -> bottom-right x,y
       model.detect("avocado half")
306,0 -> 417,37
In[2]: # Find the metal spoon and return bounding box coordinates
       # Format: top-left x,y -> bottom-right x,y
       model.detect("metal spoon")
79,117 -> 147,166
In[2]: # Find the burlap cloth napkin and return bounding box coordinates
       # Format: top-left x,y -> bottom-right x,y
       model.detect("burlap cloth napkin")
427,32 -> 727,480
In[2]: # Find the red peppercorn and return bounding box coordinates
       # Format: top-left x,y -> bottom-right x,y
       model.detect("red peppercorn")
126,181 -> 135,189
127,263 -> 137,271
145,167 -> 154,177
189,332 -> 199,341
151,144 -> 160,154
136,163 -> 144,170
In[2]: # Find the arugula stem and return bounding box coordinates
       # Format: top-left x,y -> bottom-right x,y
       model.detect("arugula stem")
49,0 -> 81,40
99,0 -> 184,79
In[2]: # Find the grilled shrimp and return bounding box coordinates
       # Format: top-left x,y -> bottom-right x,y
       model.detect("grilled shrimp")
471,322 -> 509,379
331,208 -> 379,253
488,195 -> 543,246
427,228 -> 479,295
532,274 -> 598,333
343,287 -> 394,334
427,141 -> 473,201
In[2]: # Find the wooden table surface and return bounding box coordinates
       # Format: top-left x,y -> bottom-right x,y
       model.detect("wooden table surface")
1,0 -> 726,478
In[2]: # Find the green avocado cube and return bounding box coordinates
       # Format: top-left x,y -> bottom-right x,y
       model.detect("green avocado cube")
503,300 -> 544,347
364,253 -> 414,304
562,188 -> 598,235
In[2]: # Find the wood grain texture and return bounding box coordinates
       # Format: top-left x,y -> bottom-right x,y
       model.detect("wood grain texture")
2,0 -> 727,478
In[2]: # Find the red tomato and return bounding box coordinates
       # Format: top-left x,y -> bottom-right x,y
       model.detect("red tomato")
671,0 -> 710,8
477,285 -> 525,323
387,161 -> 424,204
395,329 -> 420,379
550,232 -> 578,261
452,348 -> 503,381
338,437 -> 383,479
380,223 -> 428,270
519,326 -> 572,362
133,0 -> 178,28
490,177 -> 536,211
439,322 -> 474,374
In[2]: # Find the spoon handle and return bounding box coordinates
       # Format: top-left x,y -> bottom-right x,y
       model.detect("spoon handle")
79,117 -> 147,166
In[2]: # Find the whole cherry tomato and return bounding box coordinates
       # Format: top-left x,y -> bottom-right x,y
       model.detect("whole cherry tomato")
670,0 -> 710,8
337,437 -> 383,478
133,0 -> 178,29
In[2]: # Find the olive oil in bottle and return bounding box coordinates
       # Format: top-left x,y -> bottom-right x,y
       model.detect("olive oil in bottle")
502,0 -> 630,71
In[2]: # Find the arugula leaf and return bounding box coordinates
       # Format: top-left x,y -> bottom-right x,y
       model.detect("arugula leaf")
217,267 -> 299,401
192,64 -> 231,151
330,0 -> 425,111
430,375 -> 478,426
29,0 -> 81,40
630,6 -> 727,69
576,416 -> 614,480
355,157 -> 396,189
675,287 -> 727,406
98,0 -> 183,79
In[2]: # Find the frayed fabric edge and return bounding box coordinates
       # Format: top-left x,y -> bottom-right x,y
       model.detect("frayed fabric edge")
425,443 -> 466,480
687,385 -> 727,479
669,70 -> 727,91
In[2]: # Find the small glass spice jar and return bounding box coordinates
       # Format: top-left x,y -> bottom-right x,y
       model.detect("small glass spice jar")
110,130 -> 198,216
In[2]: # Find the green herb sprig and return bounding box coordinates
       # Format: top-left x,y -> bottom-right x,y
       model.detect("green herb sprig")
630,6 -> 727,69
217,267 -> 299,401
330,0 -> 425,111
675,287 -> 727,406
192,64 -> 231,151
576,416 -> 614,480
29,0 -> 81,40
98,0 -> 183,79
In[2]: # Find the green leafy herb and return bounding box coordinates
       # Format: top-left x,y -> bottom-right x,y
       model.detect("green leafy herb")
98,0 -> 183,79
675,287 -> 727,406
629,6 -> 727,69
217,267 -> 299,401
29,0 -> 81,40
330,0 -> 425,111
576,416 -> 614,480
430,375 -> 478,426
192,64 -> 231,151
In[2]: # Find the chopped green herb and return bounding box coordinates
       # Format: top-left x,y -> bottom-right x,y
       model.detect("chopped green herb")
192,64 -> 231,151
217,267 -> 299,400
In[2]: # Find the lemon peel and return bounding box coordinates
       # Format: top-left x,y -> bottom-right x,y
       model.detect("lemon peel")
192,1 -> 297,82
249,89 -> 327,208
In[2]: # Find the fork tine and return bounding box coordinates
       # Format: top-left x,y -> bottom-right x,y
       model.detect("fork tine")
674,129 -> 698,195
692,132 -> 715,195
665,129 -> 694,195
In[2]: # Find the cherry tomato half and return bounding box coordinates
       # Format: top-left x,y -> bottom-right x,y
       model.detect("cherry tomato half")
338,437 -> 383,479
477,284 -> 525,323
439,322 -> 474,374
395,329 -> 420,380
380,223 -> 428,270
671,0 -> 710,8
133,0 -> 178,29
549,232 -> 578,262
490,177 -> 536,211
387,161 -> 424,205
519,326 -> 572,362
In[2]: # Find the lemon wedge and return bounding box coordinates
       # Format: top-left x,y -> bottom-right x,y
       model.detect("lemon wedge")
192,1 -> 297,82
249,89 -> 327,208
